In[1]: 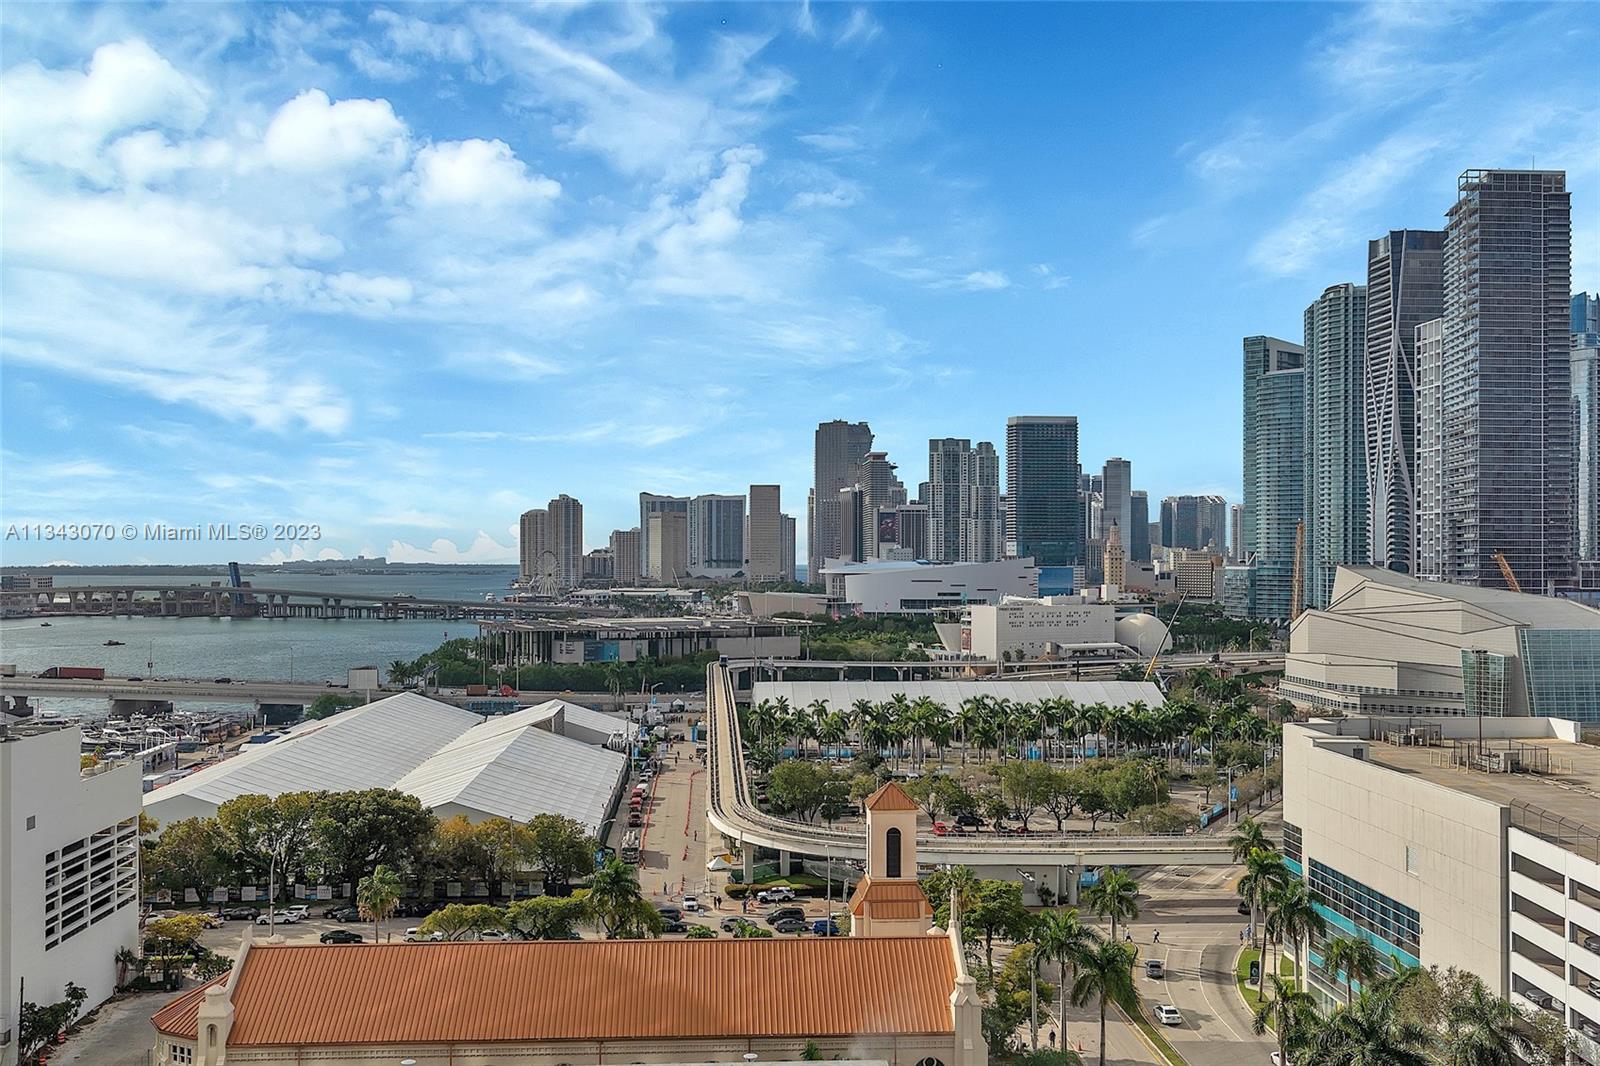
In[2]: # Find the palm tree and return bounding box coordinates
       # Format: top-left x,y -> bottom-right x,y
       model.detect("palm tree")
388,659 -> 412,686
1032,907 -> 1095,1052
1228,816 -> 1274,862
926,711 -> 954,764
1308,981 -> 1431,1066
1252,974 -> 1319,1065
803,699 -> 830,757
1238,847 -> 1290,958
1322,935 -> 1383,1008
1070,935 -> 1138,1066
1083,868 -> 1140,942
356,863 -> 402,943
1442,977 -> 1532,1066
955,697 -> 985,764
1266,880 -> 1325,990
588,858 -> 659,938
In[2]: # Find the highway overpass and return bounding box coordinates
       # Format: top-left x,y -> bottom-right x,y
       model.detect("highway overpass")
703,661 -> 1237,900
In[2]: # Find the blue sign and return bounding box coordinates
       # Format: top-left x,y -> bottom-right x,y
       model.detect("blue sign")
1229,786 -> 1239,803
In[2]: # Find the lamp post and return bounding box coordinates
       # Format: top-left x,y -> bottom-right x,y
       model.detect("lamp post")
1018,868 -> 1039,1049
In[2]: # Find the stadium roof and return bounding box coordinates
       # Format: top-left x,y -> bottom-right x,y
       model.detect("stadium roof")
752,678 -> 1164,708
144,692 -> 625,831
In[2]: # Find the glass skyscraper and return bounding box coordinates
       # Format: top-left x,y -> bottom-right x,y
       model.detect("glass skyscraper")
1304,282 -> 1369,609
1243,335 -> 1306,619
1005,416 -> 1082,566
1575,337 -> 1599,580
1438,170 -> 1573,592
1365,230 -> 1444,576
1574,292 -> 1600,336
810,420 -> 874,578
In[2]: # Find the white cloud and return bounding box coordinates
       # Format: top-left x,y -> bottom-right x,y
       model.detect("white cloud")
789,181 -> 860,210
443,349 -> 566,381
0,38 -> 209,179
836,8 -> 882,46
960,270 -> 1010,291
797,128 -> 860,153
262,89 -> 409,174
1032,264 -> 1070,291
408,138 -> 561,209
106,130 -> 232,186
386,531 -> 517,564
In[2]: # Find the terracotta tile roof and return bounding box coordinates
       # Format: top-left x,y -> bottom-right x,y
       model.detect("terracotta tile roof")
847,876 -> 934,921
864,780 -> 920,811
149,978 -> 222,1040
155,939 -> 955,1045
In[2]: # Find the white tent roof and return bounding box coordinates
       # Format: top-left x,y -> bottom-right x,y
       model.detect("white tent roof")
395,704 -> 626,832
144,693 -> 625,831
522,698 -> 636,741
751,679 -> 1164,708
146,692 -> 480,816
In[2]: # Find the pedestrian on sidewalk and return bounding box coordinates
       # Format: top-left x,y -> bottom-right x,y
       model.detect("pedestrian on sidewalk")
1153,929 -> 1160,943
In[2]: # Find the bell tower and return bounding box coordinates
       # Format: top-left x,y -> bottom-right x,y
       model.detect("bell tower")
847,781 -> 933,937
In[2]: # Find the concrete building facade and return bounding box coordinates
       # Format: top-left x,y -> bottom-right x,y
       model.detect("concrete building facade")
645,512 -> 689,585
1282,566 -> 1600,719
608,528 -> 641,587
638,494 -> 689,581
746,484 -> 784,583
810,420 -> 874,581
1415,318 -> 1446,582
2,724 -> 141,1066
687,494 -> 745,579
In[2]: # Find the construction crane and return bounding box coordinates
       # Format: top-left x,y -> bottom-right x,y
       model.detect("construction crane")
1289,520 -> 1306,622
1145,592 -> 1188,680
1492,550 -> 1522,593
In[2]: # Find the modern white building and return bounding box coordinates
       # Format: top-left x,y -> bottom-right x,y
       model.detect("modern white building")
1282,566 -> 1600,718
964,597 -> 1117,661
1284,714 -> 1600,1061
2,723 -> 141,1066
820,557 -> 1038,615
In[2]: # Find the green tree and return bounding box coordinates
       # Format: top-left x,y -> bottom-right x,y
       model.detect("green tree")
356,863 -> 403,943
966,879 -> 1031,974
1070,935 -> 1137,1066
1266,879 -> 1326,991
419,902 -> 506,941
1238,847 -> 1290,957
142,915 -> 206,984
1032,907 -> 1095,1053
17,982 -> 87,1060
1228,815 -> 1274,862
587,858 -> 662,938
1252,974 -> 1320,1065
766,760 -> 837,821
1082,868 -> 1140,942
505,895 -> 590,940
1322,934 -> 1383,1008
1308,980 -> 1430,1066
1441,973 -> 1545,1066
313,789 -> 436,891
997,760 -> 1057,825
308,692 -> 362,719
216,791 -> 318,904
527,813 -> 598,893
684,923 -> 717,939
144,817 -> 229,898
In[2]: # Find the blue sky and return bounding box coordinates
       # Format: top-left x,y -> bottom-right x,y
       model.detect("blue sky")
1,1 -> 1595,566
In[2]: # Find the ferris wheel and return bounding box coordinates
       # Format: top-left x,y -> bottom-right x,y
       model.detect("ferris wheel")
533,549 -> 563,598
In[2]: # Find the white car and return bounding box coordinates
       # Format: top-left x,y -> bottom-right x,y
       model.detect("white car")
255,911 -> 301,925
756,887 -> 795,903
683,895 -> 701,912
1154,1004 -> 1183,1026
404,927 -> 444,942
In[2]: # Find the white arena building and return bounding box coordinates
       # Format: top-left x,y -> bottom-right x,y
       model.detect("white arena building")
143,693 -> 630,834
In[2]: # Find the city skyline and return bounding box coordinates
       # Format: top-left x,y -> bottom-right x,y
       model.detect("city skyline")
2,3 -> 1596,566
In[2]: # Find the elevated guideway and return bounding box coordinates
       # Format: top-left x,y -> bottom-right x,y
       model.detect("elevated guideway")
702,661 -> 1236,899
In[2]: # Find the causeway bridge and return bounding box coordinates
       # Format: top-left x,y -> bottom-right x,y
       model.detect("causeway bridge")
3,583 -> 613,621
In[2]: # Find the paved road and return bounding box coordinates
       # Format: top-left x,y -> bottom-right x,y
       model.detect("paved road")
54,988 -> 181,1066
1127,864 -> 1276,1066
